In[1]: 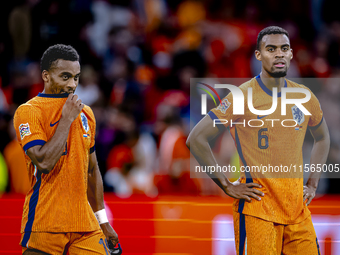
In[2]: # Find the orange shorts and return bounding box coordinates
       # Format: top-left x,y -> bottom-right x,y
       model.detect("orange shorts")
20,229 -> 110,255
233,211 -> 320,255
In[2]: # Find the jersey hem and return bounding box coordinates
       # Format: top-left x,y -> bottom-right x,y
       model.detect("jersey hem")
233,207 -> 311,225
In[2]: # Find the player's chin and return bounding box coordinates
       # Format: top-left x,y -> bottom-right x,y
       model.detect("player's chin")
269,70 -> 287,78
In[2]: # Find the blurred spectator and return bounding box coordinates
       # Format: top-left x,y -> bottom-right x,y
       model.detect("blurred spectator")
76,65 -> 102,106
3,119 -> 30,194
8,0 -> 39,60
104,108 -> 157,197
0,152 -> 8,194
154,104 -> 200,194
1,0 -> 340,197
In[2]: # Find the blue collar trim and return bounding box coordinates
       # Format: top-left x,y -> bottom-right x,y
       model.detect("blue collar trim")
256,74 -> 287,97
38,93 -> 69,98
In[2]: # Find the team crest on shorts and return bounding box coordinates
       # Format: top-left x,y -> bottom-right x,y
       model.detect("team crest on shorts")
81,112 -> 89,132
19,123 -> 31,140
217,99 -> 231,114
291,105 -> 305,125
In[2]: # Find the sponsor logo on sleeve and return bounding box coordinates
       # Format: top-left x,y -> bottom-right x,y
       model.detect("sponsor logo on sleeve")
19,123 -> 31,140
217,99 -> 231,114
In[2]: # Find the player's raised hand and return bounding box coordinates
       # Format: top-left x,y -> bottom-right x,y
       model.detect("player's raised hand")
303,185 -> 316,206
61,93 -> 84,122
224,178 -> 264,203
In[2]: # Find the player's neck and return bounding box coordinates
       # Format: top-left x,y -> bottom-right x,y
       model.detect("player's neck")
260,72 -> 286,92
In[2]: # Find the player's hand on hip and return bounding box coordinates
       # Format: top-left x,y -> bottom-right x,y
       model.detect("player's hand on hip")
101,222 -> 119,247
61,93 -> 84,122
303,185 -> 316,206
224,178 -> 264,203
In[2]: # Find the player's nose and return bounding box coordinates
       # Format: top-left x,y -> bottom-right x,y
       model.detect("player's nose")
68,80 -> 77,89
275,49 -> 285,58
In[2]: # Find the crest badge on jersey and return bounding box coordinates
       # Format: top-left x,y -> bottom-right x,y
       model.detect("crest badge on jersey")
19,123 -> 31,140
291,105 -> 305,125
81,112 -> 89,132
217,98 -> 231,114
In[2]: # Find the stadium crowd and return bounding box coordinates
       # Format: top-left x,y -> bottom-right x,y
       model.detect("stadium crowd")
0,0 -> 340,197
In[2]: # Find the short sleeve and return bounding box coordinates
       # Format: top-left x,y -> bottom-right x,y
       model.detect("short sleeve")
13,105 -> 47,152
208,92 -> 240,131
308,90 -> 323,129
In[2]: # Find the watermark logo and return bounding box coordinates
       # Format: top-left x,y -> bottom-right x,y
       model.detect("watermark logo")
197,82 -> 222,115
200,84 -> 311,116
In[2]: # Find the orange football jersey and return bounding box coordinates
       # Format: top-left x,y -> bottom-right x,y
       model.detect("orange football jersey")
13,93 -> 100,247
209,76 -> 323,224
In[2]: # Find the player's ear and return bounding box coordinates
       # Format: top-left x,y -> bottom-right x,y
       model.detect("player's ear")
290,49 -> 293,60
42,70 -> 49,83
255,50 -> 261,61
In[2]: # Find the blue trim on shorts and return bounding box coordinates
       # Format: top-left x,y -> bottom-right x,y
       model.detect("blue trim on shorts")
235,127 -> 253,213
316,237 -> 320,255
21,171 -> 42,247
239,213 -> 246,255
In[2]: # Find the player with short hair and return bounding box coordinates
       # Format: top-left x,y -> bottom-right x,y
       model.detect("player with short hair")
187,26 -> 330,254
14,44 -> 121,255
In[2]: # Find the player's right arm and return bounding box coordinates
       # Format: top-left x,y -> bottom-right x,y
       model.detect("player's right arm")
186,115 -> 264,202
26,94 -> 83,174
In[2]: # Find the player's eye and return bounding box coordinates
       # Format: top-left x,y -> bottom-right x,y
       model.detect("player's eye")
282,47 -> 289,51
268,48 -> 274,52
62,75 -> 69,80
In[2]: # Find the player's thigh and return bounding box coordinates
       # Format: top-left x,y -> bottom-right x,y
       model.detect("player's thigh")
20,232 -> 69,255
233,211 -> 283,255
68,230 -> 109,255
282,215 -> 320,255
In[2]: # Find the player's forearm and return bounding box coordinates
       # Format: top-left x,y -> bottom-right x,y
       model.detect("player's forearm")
187,136 -> 231,190
29,117 -> 72,173
88,164 -> 105,212
306,138 -> 330,189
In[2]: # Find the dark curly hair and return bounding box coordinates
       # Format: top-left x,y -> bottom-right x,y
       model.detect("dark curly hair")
256,26 -> 289,51
40,44 -> 79,72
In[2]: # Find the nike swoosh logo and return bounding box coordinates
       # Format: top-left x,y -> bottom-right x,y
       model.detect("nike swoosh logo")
257,115 -> 269,119
50,120 -> 60,127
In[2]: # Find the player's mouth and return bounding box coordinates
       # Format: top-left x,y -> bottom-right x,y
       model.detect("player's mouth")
274,61 -> 286,68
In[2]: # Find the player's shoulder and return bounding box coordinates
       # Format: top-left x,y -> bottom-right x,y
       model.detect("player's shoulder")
82,105 -> 96,122
238,78 -> 255,91
82,104 -> 94,116
14,98 -> 41,117
286,79 -> 311,91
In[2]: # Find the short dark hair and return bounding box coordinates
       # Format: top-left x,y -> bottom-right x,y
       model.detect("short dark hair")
40,44 -> 79,72
256,26 -> 289,51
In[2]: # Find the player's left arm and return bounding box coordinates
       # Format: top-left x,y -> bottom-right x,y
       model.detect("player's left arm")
304,119 -> 330,206
88,151 -> 119,246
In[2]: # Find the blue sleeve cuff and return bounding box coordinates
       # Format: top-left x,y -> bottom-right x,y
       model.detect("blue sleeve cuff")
23,140 -> 46,152
90,145 -> 96,154
308,116 -> 323,130
207,111 -> 226,132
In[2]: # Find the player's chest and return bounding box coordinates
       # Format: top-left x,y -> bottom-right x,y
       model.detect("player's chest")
243,96 -> 310,129
45,111 -> 91,147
